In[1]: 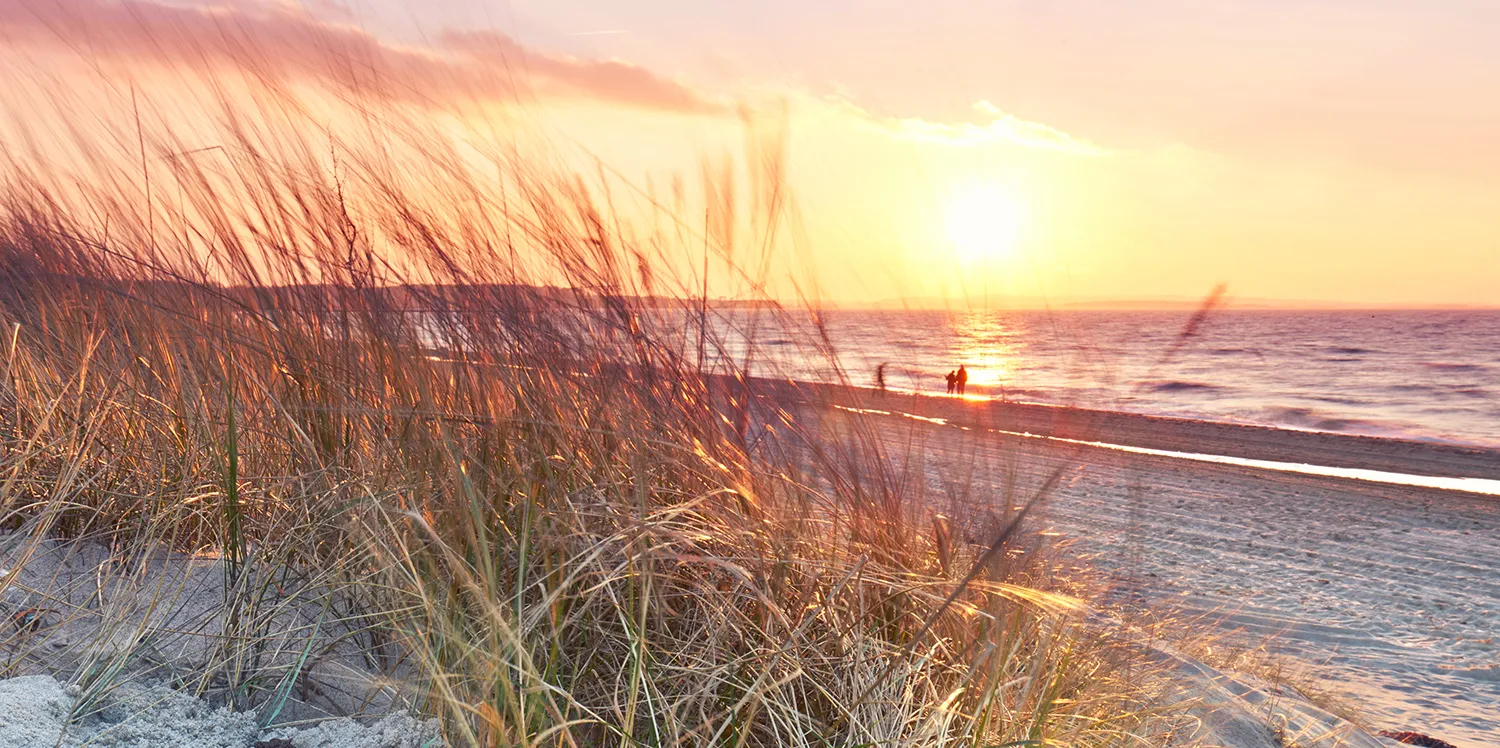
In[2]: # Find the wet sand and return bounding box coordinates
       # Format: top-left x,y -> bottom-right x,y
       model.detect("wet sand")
773,383 -> 1499,746
769,380 -> 1500,483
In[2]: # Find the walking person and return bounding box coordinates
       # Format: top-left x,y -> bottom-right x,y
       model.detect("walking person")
945,370 -> 956,395
876,363 -> 888,393
956,365 -> 968,396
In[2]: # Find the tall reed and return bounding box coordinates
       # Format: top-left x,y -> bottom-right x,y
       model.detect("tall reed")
0,55 -> 1184,746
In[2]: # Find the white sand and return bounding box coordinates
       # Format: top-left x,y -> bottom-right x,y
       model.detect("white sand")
0,675 -> 436,747
1135,639 -> 1397,748
822,399 -> 1497,747
0,534 -> 431,747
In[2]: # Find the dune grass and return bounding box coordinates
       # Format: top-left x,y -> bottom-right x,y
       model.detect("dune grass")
0,65 -> 1193,746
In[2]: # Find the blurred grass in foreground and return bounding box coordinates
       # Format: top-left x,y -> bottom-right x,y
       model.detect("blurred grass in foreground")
0,53 -> 1187,746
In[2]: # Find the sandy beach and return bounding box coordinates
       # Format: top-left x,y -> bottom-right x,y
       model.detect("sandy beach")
781,381 -> 1500,482
782,383 -> 1499,747
2,376 -> 1494,746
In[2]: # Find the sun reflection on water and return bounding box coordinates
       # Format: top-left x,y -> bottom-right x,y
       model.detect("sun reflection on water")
947,311 -> 1025,398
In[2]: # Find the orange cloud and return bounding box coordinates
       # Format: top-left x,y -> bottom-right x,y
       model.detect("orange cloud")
0,0 -> 725,114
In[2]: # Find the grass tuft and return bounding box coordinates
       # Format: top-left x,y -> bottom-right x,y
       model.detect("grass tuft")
0,51 -> 1191,746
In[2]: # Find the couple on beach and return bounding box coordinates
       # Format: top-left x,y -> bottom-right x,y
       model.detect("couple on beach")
945,365 -> 968,396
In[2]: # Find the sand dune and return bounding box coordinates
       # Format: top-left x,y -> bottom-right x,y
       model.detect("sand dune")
4,379 -> 1494,745
791,387 -> 1498,747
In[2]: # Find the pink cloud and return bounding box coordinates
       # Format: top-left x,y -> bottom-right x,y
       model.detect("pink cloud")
0,0 -> 725,114
441,29 -> 717,116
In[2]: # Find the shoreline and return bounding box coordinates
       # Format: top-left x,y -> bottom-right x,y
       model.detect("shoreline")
752,377 -> 1500,485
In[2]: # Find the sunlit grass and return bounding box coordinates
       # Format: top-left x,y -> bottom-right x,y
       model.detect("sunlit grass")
0,57 -> 1190,746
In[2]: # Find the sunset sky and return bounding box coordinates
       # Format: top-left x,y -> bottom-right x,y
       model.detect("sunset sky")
3,0 -> 1498,307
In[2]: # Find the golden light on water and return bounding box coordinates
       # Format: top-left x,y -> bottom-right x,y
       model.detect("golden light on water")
944,184 -> 1025,266
948,311 -> 1023,398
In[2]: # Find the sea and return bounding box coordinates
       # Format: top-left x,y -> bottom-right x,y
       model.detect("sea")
708,309 -> 1500,447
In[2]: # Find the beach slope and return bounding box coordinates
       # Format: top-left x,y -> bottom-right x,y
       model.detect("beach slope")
779,384 -> 1498,746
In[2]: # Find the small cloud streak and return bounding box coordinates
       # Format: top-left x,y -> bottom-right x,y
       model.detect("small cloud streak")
440,29 -> 713,114
0,0 -> 723,114
880,100 -> 1105,155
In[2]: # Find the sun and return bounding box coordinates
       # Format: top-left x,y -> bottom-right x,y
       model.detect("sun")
945,184 -> 1025,265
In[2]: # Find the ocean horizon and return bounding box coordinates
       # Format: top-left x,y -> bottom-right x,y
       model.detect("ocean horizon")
705,308 -> 1500,447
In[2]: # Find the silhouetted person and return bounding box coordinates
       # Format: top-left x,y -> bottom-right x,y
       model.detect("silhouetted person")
945,370 -> 956,395
956,365 -> 968,396
876,363 -> 888,392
